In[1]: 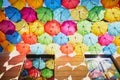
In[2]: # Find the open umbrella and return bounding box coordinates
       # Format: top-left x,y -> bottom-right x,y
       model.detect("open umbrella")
88,6 -> 105,22
36,7 -> 53,23
0,20 -> 15,34
113,35 -> 120,46
20,7 -> 37,22
37,33 -> 52,45
53,7 -> 70,22
98,33 -> 114,46
91,21 -> 108,36
44,20 -> 60,36
44,0 -> 61,10
30,43 -> 45,54
0,11 -> 6,22
5,6 -> 21,22
8,0 -> 26,10
108,22 -> 120,36
0,45 -> 3,52
0,31 -> 6,42
53,32 -> 69,45
26,0 -> 43,9
83,33 -> 98,46
71,6 -> 88,21
62,0 -> 80,9
6,31 -> 21,44
29,20 -> 44,36
61,20 -> 77,36
0,0 -> 3,9
77,20 -> 92,35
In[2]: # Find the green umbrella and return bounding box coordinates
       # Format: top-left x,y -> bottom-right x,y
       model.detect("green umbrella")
88,6 -> 105,22
38,33 -> 52,45
36,7 -> 53,23
77,20 -> 92,35
0,0 -> 3,9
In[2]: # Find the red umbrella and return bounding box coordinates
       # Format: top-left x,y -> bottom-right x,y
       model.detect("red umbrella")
62,0 -> 80,9
44,20 -> 60,36
24,59 -> 32,69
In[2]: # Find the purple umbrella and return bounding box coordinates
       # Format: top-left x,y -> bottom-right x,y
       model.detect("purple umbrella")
20,7 -> 37,22
0,20 -> 15,34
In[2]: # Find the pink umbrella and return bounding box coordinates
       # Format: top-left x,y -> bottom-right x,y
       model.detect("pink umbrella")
61,20 -> 77,36
0,20 -> 15,34
98,33 -> 114,46
20,7 -> 37,22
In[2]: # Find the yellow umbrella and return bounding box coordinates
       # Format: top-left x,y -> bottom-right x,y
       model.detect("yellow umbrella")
29,21 -> 44,36
113,35 -> 120,46
0,31 -> 6,42
104,7 -> 120,22
71,6 -> 88,21
91,21 -> 108,36
0,11 -> 6,22
117,47 -> 120,54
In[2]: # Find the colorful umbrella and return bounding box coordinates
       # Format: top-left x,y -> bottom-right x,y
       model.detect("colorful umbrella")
26,0 -> 43,9
44,20 -> 60,36
71,6 -> 88,21
61,20 -> 77,36
36,7 -> 53,23
98,33 -> 114,46
103,44 -> 117,55
91,21 -> 108,36
77,20 -> 92,35
37,33 -> 52,45
44,0 -> 61,10
83,33 -> 98,46
6,31 -> 21,44
53,7 -> 70,22
0,11 -> 6,22
53,32 -> 69,45
22,33 -> 37,45
5,6 -> 21,22
108,22 -> 120,36
8,0 -> 26,10
29,20 -> 44,36
0,0 -> 3,9
88,6 -> 105,22
20,7 -> 37,22
62,0 -> 80,9
0,45 -> 3,52
0,31 -> 6,42
60,43 -> 74,54
30,43 -> 45,54
0,20 -> 15,34
113,35 -> 120,46
117,47 -> 120,54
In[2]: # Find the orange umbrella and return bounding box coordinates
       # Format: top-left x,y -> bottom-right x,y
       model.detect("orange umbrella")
113,35 -> 120,46
0,31 -> 6,42
0,11 -> 6,22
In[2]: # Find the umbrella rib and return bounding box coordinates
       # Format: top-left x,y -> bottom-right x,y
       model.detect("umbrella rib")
9,12 -> 17,20
89,0 -> 97,5
40,10 -> 47,21
114,27 -> 120,34
98,26 -> 103,34
108,47 -> 113,54
11,0 -> 18,5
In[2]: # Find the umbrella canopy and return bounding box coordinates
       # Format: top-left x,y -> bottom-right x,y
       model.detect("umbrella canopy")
0,20 -> 15,34
36,7 -> 53,23
30,43 -> 45,54
98,33 -> 114,46
53,32 -> 69,45
26,0 -> 43,9
88,6 -> 105,22
22,33 -> 37,45
117,47 -> 120,54
5,6 -> 21,22
53,7 -> 70,22
37,33 -> 52,45
118,0 -> 120,7
71,6 -> 88,21
0,31 -> 6,42
44,0 -> 61,10
6,31 -> 21,44
29,20 -> 44,36
113,35 -> 120,46
61,20 -> 77,36
0,11 -> 6,22
44,20 -> 60,36
0,45 -> 3,52
60,43 -> 74,54
83,33 -> 98,46
62,0 -> 80,9
8,0 -> 26,10
91,21 -> 108,36
0,0 -> 3,9
77,20 -> 92,35
108,22 -> 120,36
104,7 -> 120,22
20,7 -> 37,22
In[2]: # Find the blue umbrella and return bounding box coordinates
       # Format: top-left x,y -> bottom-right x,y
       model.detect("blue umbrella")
53,32 -> 69,45
53,7 -> 70,23
83,33 -> 98,46
6,31 -> 21,44
30,43 -> 45,54
5,6 -> 21,22
103,44 -> 117,55
44,0 -> 61,10
108,22 -> 120,36
0,45 -> 3,52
